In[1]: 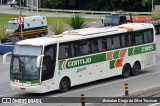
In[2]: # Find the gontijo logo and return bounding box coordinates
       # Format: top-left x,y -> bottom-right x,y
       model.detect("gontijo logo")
68,58 -> 91,67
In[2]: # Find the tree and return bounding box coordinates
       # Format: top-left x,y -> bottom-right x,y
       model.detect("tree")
110,0 -> 129,11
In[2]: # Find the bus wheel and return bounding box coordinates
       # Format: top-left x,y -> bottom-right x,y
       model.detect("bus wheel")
59,77 -> 70,92
39,32 -> 45,37
122,64 -> 131,78
131,62 -> 141,76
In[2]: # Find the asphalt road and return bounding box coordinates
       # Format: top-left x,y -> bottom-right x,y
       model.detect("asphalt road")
0,5 -> 105,19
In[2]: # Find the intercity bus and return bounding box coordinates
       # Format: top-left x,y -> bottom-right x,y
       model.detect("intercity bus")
3,23 -> 156,93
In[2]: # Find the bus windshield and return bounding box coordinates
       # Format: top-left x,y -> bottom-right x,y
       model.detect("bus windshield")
6,23 -> 19,29
104,16 -> 119,26
10,45 -> 42,81
10,56 -> 40,81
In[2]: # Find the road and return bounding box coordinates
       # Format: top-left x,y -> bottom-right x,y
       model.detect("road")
0,5 -> 105,19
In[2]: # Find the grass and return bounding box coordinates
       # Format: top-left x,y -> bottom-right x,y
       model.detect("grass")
0,13 -> 100,26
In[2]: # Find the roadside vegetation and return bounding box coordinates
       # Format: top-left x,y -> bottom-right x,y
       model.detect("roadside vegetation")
151,7 -> 160,20
68,15 -> 88,29
0,24 -> 13,43
49,20 -> 67,35
0,13 -> 100,26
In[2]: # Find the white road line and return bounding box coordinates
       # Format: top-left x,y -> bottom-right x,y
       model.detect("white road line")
13,71 -> 160,106
148,103 -> 160,106
0,91 -> 19,97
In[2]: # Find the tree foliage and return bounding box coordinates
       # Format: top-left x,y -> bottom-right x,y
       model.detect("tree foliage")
41,0 -> 159,12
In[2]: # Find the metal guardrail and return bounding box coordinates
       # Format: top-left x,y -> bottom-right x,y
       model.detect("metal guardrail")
21,7 -> 151,15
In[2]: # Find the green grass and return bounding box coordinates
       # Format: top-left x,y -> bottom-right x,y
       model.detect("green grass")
0,13 -> 100,26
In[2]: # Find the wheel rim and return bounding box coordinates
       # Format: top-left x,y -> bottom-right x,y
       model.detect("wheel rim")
61,80 -> 68,89
133,64 -> 140,74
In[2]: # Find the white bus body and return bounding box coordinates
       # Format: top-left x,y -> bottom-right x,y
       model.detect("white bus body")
4,23 -> 156,93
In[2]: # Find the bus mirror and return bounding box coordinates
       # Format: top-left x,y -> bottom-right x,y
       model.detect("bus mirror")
3,52 -> 12,64
37,55 -> 43,67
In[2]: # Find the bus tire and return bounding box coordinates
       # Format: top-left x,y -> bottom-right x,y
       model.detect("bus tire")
59,77 -> 70,92
39,32 -> 45,37
122,64 -> 131,78
131,62 -> 141,76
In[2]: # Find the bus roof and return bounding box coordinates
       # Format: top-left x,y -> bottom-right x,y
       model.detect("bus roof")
17,23 -> 154,46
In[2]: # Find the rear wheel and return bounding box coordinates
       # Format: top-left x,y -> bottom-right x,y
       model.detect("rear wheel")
131,62 -> 141,76
59,77 -> 70,92
122,64 -> 131,78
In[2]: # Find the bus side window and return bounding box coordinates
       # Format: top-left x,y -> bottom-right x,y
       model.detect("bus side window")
130,34 -> 136,46
79,41 -> 92,55
134,32 -> 143,45
101,38 -> 107,51
92,40 -> 99,53
107,37 -> 112,50
74,44 -> 81,56
121,34 -> 131,47
143,30 -> 153,43
112,36 -> 120,49
59,44 -> 73,59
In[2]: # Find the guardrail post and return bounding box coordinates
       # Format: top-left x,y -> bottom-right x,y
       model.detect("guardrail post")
124,83 -> 129,96
81,94 -> 85,106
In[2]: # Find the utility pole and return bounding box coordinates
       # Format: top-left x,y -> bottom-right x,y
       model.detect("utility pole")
37,0 -> 38,14
20,0 -> 22,15
152,0 -> 154,12
1,0 -> 2,18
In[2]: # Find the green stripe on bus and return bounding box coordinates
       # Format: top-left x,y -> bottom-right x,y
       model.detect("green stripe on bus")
59,53 -> 106,70
113,50 -> 119,59
11,79 -> 40,84
128,43 -> 156,56
110,60 -> 116,69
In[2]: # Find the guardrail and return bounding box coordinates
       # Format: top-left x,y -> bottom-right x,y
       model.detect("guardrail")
21,7 -> 151,15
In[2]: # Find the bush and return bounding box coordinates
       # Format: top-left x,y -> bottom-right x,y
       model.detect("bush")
151,7 -> 160,20
49,20 -> 67,35
68,15 -> 87,29
0,24 -> 13,43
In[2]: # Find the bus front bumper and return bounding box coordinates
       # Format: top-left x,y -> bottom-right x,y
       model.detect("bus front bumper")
10,83 -> 43,93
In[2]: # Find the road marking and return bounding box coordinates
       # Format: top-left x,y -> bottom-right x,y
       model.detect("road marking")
148,103 -> 160,106
14,71 -> 160,106
0,91 -> 19,97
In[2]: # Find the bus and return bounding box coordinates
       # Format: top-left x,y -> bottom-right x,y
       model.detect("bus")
3,23 -> 156,93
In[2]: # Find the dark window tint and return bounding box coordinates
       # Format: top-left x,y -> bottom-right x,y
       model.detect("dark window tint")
59,44 -> 73,59
42,44 -> 57,81
91,40 -> 99,53
143,30 -> 153,43
101,38 -> 107,51
107,37 -> 112,50
112,36 -> 120,49
121,34 -> 132,47
135,32 -> 143,45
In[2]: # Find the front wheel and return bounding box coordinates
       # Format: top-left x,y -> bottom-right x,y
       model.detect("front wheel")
122,64 -> 131,78
59,77 -> 70,92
